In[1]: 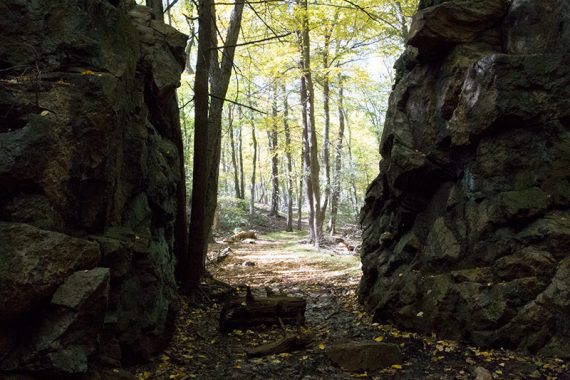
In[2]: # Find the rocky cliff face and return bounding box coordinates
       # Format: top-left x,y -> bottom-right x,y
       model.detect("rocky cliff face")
0,0 -> 186,376
359,0 -> 570,358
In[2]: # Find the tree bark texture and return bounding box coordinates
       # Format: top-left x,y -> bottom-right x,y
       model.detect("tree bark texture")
283,87 -> 294,232
298,0 -> 321,246
269,91 -> 280,216
329,79 -> 345,235
184,0 -> 213,292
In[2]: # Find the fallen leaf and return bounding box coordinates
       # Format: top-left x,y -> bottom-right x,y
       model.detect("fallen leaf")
319,343 -> 326,350
351,372 -> 368,377
81,70 -> 95,75
373,336 -> 384,342
391,364 -> 402,370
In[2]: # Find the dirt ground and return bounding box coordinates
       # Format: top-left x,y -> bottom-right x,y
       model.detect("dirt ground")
130,229 -> 569,380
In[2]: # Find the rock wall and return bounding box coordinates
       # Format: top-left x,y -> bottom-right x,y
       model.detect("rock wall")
359,0 -> 570,358
0,0 -> 187,376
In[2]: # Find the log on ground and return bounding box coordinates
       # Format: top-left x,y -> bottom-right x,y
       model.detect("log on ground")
245,334 -> 313,357
219,292 -> 306,332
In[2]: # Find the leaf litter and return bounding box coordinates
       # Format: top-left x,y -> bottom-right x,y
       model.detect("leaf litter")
130,227 -> 569,379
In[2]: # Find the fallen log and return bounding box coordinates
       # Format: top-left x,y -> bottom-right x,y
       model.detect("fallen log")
223,230 -> 257,243
220,287 -> 306,332
245,334 -> 313,357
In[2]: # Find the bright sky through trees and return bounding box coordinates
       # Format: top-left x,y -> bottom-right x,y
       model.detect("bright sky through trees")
158,0 -> 418,234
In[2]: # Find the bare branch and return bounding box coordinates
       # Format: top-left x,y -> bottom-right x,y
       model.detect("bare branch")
214,32 -> 292,49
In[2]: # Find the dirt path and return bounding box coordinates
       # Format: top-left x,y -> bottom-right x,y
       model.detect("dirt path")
130,231 -> 569,379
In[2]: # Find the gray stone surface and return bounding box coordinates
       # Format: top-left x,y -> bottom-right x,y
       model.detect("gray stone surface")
359,0 -> 570,358
327,341 -> 403,371
1,268 -> 111,374
0,0 -> 186,375
0,222 -> 101,320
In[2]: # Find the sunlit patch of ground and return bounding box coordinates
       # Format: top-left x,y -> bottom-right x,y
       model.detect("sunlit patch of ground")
130,231 -> 569,380
210,230 -> 361,289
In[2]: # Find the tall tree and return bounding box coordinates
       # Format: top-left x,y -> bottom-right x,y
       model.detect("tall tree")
184,0 -> 212,292
298,0 -> 321,246
186,0 -> 245,290
228,105 -> 242,198
249,104 -> 258,215
282,86 -> 294,231
317,25 -> 334,232
238,118 -> 245,199
269,89 -> 280,216
328,77 -> 346,235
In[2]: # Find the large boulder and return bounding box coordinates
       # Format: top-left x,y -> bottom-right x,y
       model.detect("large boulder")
0,0 -> 187,376
0,223 -> 101,321
1,268 -> 111,374
359,0 -> 570,358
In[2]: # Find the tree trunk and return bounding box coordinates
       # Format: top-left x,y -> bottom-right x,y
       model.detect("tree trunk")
228,105 -> 241,199
319,32 -> 331,232
297,155 -> 303,230
298,0 -> 321,246
204,0 -> 245,250
184,16 -> 195,74
269,91 -> 280,217
283,86 -> 294,232
186,0 -> 244,291
184,0 -> 212,292
329,78 -> 345,236
250,113 -> 257,214
299,71 -> 315,243
166,0 -> 172,25
238,119 -> 245,199
346,115 -> 359,213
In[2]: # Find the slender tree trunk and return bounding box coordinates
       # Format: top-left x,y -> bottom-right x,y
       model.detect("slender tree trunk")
297,150 -> 303,231
203,0 -> 244,249
250,118 -> 257,214
221,137 -> 229,194
392,0 -> 410,42
346,113 -> 358,213
228,106 -> 241,199
259,171 -> 267,205
184,0 -> 212,292
319,32 -> 331,231
329,78 -> 345,235
238,121 -> 245,199
166,0 -> 172,25
184,16 -> 195,74
186,0 -> 244,291
283,87 -> 294,231
269,91 -> 280,216
300,71 -> 315,243
298,0 -> 321,246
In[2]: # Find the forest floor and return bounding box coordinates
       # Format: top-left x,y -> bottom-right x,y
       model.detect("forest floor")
130,220 -> 569,380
